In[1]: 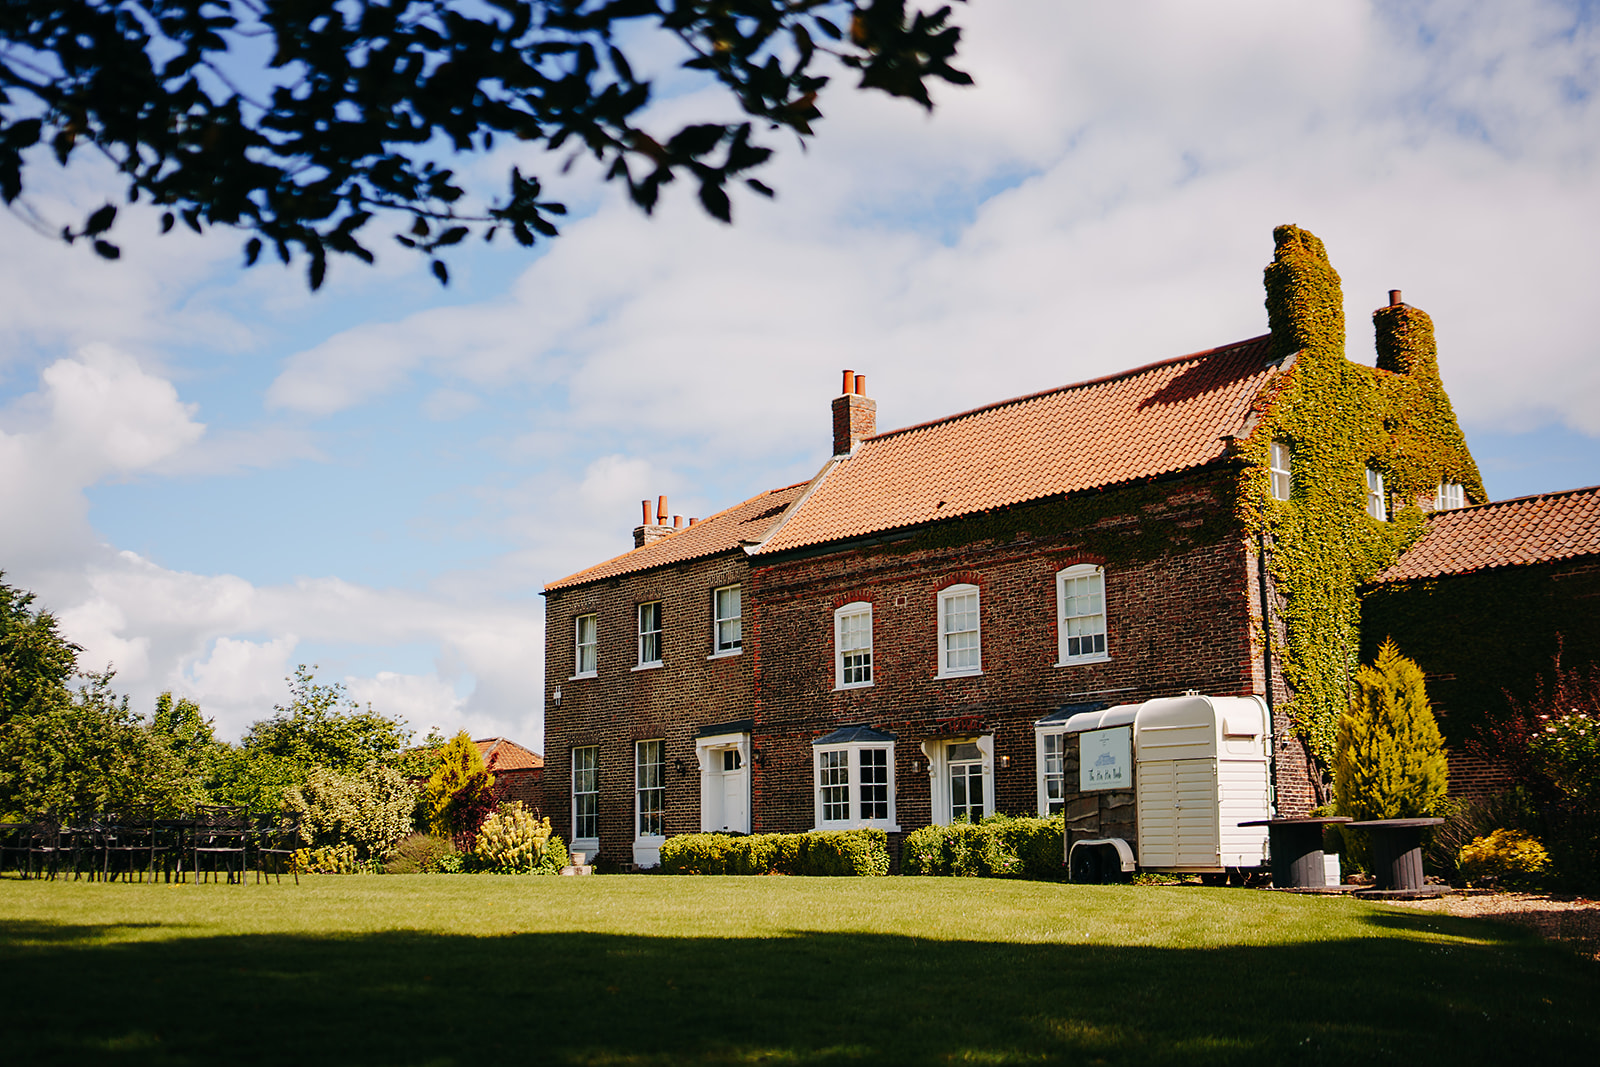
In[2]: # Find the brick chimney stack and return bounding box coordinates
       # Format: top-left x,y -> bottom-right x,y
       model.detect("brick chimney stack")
832,369 -> 877,456
633,495 -> 677,548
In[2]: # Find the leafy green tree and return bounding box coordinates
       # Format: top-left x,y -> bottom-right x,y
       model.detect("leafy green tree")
424,729 -> 498,846
0,572 -> 82,724
1334,639 -> 1450,821
0,671 -> 209,817
0,1 -> 970,288
243,664 -> 411,772
206,746 -> 307,814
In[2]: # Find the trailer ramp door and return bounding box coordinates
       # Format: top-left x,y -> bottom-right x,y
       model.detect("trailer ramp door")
1136,758 -> 1220,869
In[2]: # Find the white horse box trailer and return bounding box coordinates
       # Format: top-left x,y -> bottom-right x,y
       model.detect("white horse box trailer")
1065,693 -> 1273,882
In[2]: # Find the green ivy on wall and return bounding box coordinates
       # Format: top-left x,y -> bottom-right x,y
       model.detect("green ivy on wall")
1236,225 -> 1484,771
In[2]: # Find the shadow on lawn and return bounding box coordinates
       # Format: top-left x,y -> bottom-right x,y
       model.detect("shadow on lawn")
1,913 -> 1595,1066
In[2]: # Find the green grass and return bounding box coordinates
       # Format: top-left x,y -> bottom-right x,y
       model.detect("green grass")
2,875 -> 1595,1065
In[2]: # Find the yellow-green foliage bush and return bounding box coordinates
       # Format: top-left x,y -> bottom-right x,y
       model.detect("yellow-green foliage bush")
282,761 -> 417,860
658,829 -> 888,876
467,802 -> 566,874
293,842 -> 361,874
1458,829 -> 1551,889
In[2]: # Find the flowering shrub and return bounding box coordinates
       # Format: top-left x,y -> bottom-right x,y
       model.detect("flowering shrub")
1458,829 -> 1551,889
1528,711 -> 1600,810
467,802 -> 567,874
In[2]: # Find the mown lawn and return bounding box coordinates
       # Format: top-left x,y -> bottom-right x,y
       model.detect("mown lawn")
2,875 -> 1595,1064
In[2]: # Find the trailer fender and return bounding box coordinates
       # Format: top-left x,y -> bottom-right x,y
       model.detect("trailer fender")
1068,838 -> 1136,883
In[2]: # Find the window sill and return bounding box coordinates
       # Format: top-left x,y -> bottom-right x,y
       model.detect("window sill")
631,662 -> 663,672
834,681 -> 874,692
568,672 -> 597,681
815,823 -> 900,833
936,669 -> 983,680
706,648 -> 743,661
1055,654 -> 1111,668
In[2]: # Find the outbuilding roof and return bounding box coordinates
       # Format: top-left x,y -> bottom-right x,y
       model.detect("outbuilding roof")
545,481 -> 808,591
474,737 -> 543,772
1373,484 -> 1600,583
753,336 -> 1282,555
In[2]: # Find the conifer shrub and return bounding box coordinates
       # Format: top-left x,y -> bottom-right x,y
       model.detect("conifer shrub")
1334,640 -> 1449,867
382,833 -> 458,874
1457,829 -> 1551,889
424,731 -> 498,848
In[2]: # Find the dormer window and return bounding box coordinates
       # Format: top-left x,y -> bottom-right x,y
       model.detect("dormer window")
1269,441 -> 1292,501
1366,467 -> 1387,521
1436,481 -> 1465,511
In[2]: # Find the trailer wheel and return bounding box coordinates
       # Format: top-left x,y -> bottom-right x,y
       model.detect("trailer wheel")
1070,845 -> 1103,884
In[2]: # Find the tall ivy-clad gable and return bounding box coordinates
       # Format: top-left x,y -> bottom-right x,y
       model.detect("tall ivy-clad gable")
1239,225 -> 1484,780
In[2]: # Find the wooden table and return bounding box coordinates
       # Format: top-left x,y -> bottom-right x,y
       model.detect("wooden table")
1241,817 -> 1351,888
1347,818 -> 1445,892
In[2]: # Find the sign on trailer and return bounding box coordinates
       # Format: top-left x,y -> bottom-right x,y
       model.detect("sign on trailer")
1079,726 -> 1132,791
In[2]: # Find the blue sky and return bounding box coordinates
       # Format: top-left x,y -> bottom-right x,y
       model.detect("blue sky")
3,2 -> 1598,747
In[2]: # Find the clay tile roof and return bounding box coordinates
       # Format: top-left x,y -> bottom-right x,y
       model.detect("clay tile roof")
474,737 -> 544,771
755,336 -> 1280,555
544,481 -> 809,591
1372,484 -> 1600,583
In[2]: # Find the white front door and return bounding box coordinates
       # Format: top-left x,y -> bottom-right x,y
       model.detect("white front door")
721,749 -> 748,832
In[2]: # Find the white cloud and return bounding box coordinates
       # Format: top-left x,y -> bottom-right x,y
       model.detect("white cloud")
5,0 -> 1600,760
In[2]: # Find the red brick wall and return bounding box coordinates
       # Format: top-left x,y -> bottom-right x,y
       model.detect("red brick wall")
746,470 -> 1303,836
542,552 -> 754,865
494,768 -> 545,816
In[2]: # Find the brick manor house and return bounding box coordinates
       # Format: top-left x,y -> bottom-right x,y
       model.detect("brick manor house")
542,226 -> 1501,868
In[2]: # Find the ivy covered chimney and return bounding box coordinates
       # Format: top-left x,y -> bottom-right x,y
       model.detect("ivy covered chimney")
1373,289 -> 1440,383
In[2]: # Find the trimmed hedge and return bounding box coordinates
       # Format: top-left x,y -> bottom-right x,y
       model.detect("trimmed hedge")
903,814 -> 1066,880
658,829 -> 889,876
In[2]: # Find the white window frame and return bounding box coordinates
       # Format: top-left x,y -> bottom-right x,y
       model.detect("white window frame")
834,602 -> 874,689
1035,727 -> 1068,816
571,746 -> 599,851
635,738 -> 665,839
1270,441 -> 1293,501
921,735 -> 996,826
812,743 -> 898,831
1056,564 -> 1109,666
1366,467 -> 1387,521
636,601 -> 663,668
937,583 -> 982,678
711,585 -> 742,656
1436,481 -> 1465,511
573,613 -> 597,678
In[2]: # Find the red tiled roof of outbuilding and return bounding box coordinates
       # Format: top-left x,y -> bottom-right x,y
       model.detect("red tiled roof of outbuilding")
474,737 -> 544,771
754,336 -> 1283,555
1372,485 -> 1600,583
544,481 -> 808,591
